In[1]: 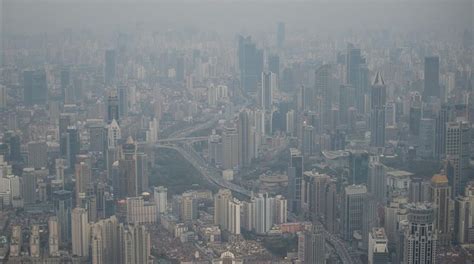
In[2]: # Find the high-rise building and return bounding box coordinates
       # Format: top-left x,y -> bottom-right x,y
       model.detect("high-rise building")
72,207 -> 90,257
136,151 -> 148,194
430,174 -> 452,246
274,195 -> 288,224
75,159 -> 92,206
227,198 -> 242,235
54,190 -> 73,245
343,185 -> 367,240
301,124 -> 314,157
107,91 -> 119,124
27,141 -> 47,169
117,137 -> 138,198
259,71 -> 275,111
9,225 -> 21,257
301,171 -> 331,221
117,85 -> 128,117
0,84 -> 7,109
304,224 -> 326,264
276,22 -> 285,48
419,118 -> 435,158
23,69 -> 48,105
105,49 -> 116,85
370,72 -> 386,148
121,224 -> 151,264
29,224 -> 40,258
125,196 -> 157,224
22,167 -> 36,205
409,93 -> 422,136
423,56 -> 440,100
90,216 -> 120,264
87,119 -> 106,153
154,186 -> 167,214
214,189 -> 233,229
435,105 -> 450,159
65,126 -> 80,170
180,192 -> 198,222
315,65 -> 331,127
222,126 -> 239,169
60,67 -> 70,102
368,156 -> 386,202
408,177 -> 431,203
48,216 -> 60,257
368,227 -> 389,264
238,110 -> 251,167
254,193 -> 275,234
238,36 -> 264,93
403,203 -> 437,264
454,184 -> 474,244
288,148 -> 303,214
445,121 -> 470,197
346,44 -> 368,113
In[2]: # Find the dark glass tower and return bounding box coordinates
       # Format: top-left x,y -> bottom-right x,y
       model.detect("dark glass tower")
238,36 -> 264,93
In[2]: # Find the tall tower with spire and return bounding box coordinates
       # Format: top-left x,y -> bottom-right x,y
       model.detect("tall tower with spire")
370,72 -> 386,149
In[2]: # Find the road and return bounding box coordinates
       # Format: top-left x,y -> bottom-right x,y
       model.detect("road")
156,144 -> 251,198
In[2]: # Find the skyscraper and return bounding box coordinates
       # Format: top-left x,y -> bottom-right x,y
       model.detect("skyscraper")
445,121 -> 471,197
121,224 -> 151,264
288,148 -> 303,214
117,85 -> 128,117
434,105 -> 450,159
254,193 -> 275,234
22,167 -> 36,205
136,151 -> 148,194
368,156 -> 386,202
214,189 -> 233,229
75,159 -> 92,206
30,224 -> 40,258
238,110 -> 251,167
315,64 -> 332,127
304,224 -> 326,264
27,141 -> 47,169
53,190 -> 73,245
48,216 -> 60,257
118,136 -> 138,198
90,216 -> 120,264
430,174 -> 452,246
72,207 -> 90,257
259,71 -> 275,111
107,91 -> 120,124
222,126 -> 239,169
403,203 -> 437,264
419,118 -> 435,158
454,184 -> 474,244
346,44 -> 367,113
423,56 -> 440,100
368,227 -> 389,264
343,185 -> 367,240
65,126 -> 80,170
238,36 -> 264,93
154,186 -> 167,214
105,49 -> 116,85
370,72 -> 386,148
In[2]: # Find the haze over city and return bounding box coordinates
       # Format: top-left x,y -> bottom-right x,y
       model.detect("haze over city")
0,0 -> 473,263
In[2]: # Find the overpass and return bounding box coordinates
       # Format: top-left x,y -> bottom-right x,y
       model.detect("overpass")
155,143 -> 252,198
157,136 -> 208,144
